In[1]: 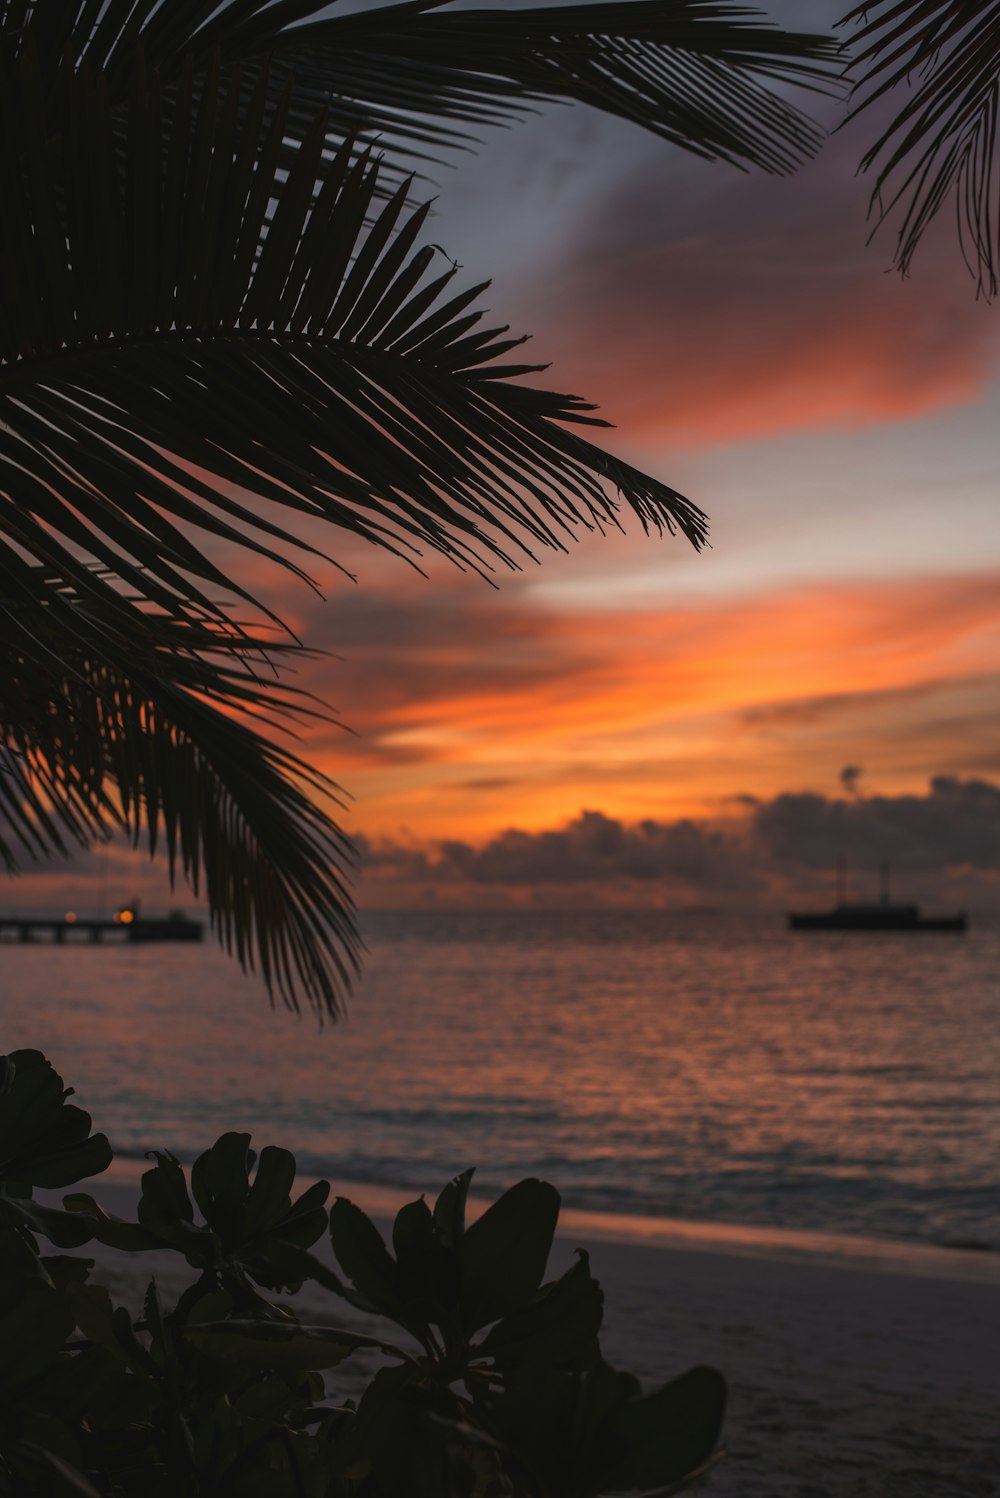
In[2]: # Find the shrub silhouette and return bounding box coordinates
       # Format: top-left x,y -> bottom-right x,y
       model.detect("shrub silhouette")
0,1049 -> 726,1496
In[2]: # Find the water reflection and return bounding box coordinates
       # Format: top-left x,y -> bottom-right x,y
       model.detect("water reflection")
2,909 -> 998,1247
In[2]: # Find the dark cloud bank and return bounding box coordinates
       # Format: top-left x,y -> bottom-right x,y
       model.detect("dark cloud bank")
358,776 -> 1000,906
10,779 -> 999,913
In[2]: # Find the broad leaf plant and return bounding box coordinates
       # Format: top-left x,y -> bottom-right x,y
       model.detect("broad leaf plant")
0,1047 -> 728,1497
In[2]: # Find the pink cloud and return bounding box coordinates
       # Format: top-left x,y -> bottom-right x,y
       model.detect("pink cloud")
519,132 -> 1000,449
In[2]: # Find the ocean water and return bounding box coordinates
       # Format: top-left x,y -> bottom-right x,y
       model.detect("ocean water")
2,908 -> 999,1251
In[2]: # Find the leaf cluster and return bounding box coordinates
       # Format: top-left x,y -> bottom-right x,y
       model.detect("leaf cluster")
0,1048 -> 726,1497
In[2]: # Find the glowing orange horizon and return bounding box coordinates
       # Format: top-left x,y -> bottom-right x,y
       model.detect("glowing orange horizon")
5,565 -> 998,914
286,568 -> 1000,842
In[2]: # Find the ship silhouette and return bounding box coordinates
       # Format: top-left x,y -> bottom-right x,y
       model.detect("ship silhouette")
788,861 -> 966,933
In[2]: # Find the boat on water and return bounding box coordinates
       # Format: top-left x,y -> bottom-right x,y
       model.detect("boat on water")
788,861 -> 967,933
788,903 -> 966,932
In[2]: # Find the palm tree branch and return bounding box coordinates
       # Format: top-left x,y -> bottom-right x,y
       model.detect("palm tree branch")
0,33 -> 719,1011
11,1 -> 842,183
1,588 -> 359,1016
840,0 -> 1000,294
1,47 -> 707,636
260,3 -> 843,178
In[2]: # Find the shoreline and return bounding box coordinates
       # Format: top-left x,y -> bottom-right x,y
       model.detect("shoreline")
40,1168 -> 1000,1496
98,1152 -> 1000,1286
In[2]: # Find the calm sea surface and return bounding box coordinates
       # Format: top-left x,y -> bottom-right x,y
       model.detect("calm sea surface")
2,909 -> 999,1251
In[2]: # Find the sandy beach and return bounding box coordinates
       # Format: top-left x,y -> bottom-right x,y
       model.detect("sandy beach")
55,1171 -> 1000,1498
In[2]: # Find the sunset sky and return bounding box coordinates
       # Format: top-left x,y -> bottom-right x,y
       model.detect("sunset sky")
13,1 -> 1000,911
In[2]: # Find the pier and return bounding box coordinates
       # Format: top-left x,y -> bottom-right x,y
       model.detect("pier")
1,916 -> 128,944
0,907 -> 203,945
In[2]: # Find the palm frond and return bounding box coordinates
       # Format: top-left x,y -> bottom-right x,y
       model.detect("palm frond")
1,571 -> 359,1019
0,39 -> 709,645
5,1 -> 842,184
250,1 -> 844,180
0,45 -> 712,1011
841,0 -> 1000,295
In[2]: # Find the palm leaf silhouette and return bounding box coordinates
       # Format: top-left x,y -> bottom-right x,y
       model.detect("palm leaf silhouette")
2,571 -> 358,1016
2,45 -> 708,622
842,0 -> 1000,294
22,1 -> 841,187
1,39 -> 707,1013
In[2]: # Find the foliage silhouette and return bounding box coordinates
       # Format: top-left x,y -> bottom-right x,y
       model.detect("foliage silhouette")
0,1 -> 841,1015
840,1 -> 1000,296
0,1048 -> 727,1496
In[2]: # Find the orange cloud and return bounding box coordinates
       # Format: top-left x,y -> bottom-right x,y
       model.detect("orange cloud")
9,569 -> 999,909
264,567 -> 1000,842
